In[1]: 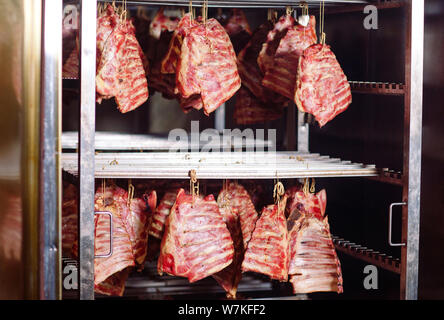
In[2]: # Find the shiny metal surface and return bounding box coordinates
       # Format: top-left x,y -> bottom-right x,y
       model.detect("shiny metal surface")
389,202 -> 407,247
401,0 -> 424,301
93,212 -> 113,259
22,0 -> 43,300
78,0 -> 97,300
41,0 -> 63,300
62,151 -> 378,179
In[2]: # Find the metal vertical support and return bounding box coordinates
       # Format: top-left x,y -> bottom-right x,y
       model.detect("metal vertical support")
78,0 -> 97,300
401,0 -> 424,300
215,103 -> 226,132
297,110 -> 309,152
41,0 -> 63,300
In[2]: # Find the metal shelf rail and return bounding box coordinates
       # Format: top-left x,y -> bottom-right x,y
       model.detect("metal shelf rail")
67,0 -> 424,300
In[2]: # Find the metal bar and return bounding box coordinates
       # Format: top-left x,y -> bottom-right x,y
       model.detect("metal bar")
401,0 -> 423,301
94,212 -> 113,259
22,0 -> 42,300
40,0 -> 63,300
297,111 -> 309,152
78,0 -> 97,301
389,202 -> 407,247
214,103 -> 226,132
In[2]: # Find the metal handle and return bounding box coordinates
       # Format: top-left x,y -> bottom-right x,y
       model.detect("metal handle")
389,202 -> 407,247
94,211 -> 113,258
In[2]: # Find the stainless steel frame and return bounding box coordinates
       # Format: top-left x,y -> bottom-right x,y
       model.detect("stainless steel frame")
67,0 -> 424,300
40,0 -> 63,300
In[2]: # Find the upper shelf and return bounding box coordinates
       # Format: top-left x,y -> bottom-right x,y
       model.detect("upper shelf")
96,0 -> 370,9
61,151 -> 378,179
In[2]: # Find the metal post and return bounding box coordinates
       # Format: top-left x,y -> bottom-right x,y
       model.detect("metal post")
297,110 -> 309,152
215,103 -> 226,132
401,0 -> 423,300
78,0 -> 97,300
41,0 -> 63,300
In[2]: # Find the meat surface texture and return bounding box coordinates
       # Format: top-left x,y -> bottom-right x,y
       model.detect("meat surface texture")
234,86 -> 283,125
148,189 -> 178,239
149,8 -> 179,40
176,18 -> 241,115
223,9 -> 252,54
286,187 -> 343,294
62,183 -> 78,256
257,14 -> 294,76
262,16 -> 317,99
217,182 -> 259,249
212,205 -> 244,298
158,189 -> 234,283
96,6 -> 149,113
295,43 -> 352,127
242,196 -> 289,281
161,13 -> 199,74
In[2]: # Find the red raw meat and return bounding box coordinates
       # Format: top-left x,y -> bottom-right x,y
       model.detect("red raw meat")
257,14 -> 294,76
217,182 -> 259,249
242,196 -> 289,281
149,8 -> 179,40
223,9 -> 252,54
96,4 -> 119,66
237,21 -> 288,104
148,189 -> 178,239
158,189 -> 234,283
94,268 -> 130,297
161,13 -> 199,74
62,183 -> 78,256
234,87 -> 283,125
63,44 -> 79,79
286,187 -> 343,294
262,16 -> 317,99
176,18 -> 241,115
295,44 -> 352,127
212,197 -> 244,298
0,193 -> 22,262
96,18 -> 149,113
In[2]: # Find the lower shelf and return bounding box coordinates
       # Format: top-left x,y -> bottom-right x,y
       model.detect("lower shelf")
332,236 -> 401,274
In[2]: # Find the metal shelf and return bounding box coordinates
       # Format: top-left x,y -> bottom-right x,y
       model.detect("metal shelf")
332,236 -> 401,274
350,81 -> 405,96
62,151 -> 378,179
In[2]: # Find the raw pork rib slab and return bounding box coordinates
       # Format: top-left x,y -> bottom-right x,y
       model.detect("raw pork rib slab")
149,8 -> 179,40
257,14 -> 294,76
262,16 -> 317,100
295,44 -> 352,127
242,196 -> 289,281
148,189 -> 178,239
234,87 -> 283,125
158,189 -> 234,283
96,18 -> 149,113
212,204 -> 244,298
286,187 -> 343,294
217,182 -> 259,249
161,13 -> 199,74
176,18 -> 241,115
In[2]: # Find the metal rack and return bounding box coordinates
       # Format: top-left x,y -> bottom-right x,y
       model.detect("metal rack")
53,0 -> 424,300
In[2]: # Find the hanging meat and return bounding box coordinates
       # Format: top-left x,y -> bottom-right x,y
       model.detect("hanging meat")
148,189 -> 178,239
176,18 -> 241,115
295,43 -> 352,127
149,8 -> 179,40
72,185 -> 156,296
237,21 -> 288,107
242,196 -> 289,281
212,204 -> 244,298
217,182 -> 259,249
234,87 -> 284,125
96,5 -> 149,113
158,189 -> 234,283
161,13 -> 199,75
257,14 -> 294,76
62,182 -> 78,256
222,9 -> 252,54
286,187 -> 343,294
262,16 -> 317,100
